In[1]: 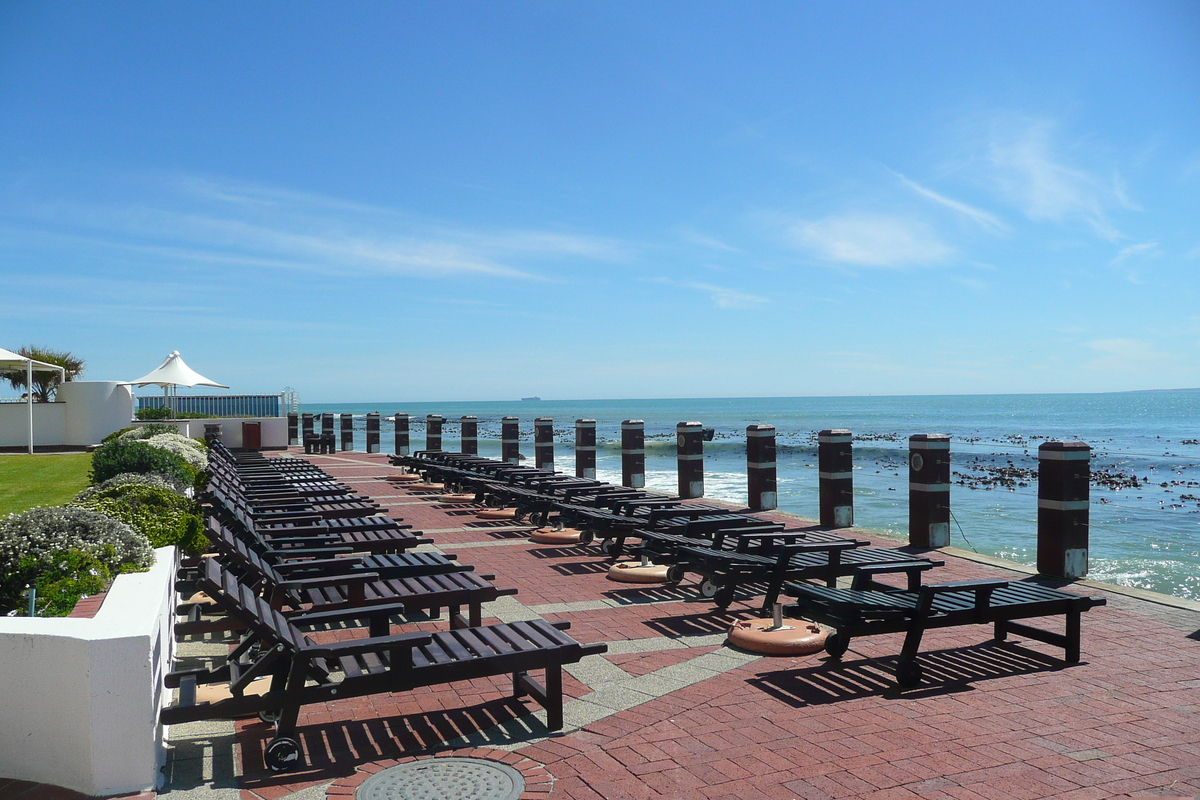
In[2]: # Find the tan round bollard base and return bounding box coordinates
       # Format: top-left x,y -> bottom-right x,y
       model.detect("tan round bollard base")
406,482 -> 445,492
607,562 -> 672,583
530,527 -> 586,544
438,493 -> 478,503
728,619 -> 828,656
477,507 -> 518,520
386,473 -> 422,483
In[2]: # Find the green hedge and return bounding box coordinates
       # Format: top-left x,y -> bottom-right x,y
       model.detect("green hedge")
73,484 -> 207,555
90,439 -> 196,487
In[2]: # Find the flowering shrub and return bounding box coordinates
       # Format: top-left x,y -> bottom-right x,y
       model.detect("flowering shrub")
73,484 -> 207,554
102,426 -> 138,444
75,471 -> 191,501
146,433 -> 209,471
119,423 -> 180,440
17,550 -> 112,617
0,506 -> 153,615
90,439 -> 195,487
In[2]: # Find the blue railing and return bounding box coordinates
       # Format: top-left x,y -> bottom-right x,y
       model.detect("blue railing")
137,394 -> 281,417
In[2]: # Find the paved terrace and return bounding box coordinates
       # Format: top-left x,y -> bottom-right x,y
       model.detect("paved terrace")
148,449 -> 1200,800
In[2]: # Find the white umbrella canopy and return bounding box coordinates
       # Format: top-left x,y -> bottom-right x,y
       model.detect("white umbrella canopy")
129,351 -> 228,416
0,347 -> 67,454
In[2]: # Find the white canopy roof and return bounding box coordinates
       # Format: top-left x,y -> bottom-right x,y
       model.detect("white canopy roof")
129,351 -> 228,389
0,347 -> 67,454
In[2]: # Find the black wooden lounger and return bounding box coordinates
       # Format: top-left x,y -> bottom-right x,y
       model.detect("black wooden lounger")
163,560 -> 607,771
784,567 -> 1107,687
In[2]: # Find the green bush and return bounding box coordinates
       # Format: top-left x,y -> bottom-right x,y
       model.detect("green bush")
102,426 -> 138,444
75,471 -> 191,501
73,484 -> 207,554
0,506 -> 153,615
146,433 -> 208,471
90,439 -> 195,487
119,423 -> 180,440
18,549 -> 112,617
136,406 -> 174,420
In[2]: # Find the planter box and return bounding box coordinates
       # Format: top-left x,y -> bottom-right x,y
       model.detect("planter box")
0,547 -> 176,795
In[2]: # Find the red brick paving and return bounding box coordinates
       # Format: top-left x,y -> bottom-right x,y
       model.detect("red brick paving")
175,449 -> 1200,799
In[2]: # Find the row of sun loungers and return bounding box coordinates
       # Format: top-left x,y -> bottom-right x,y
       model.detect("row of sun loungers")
392,448 -> 1107,689
160,441 -> 608,772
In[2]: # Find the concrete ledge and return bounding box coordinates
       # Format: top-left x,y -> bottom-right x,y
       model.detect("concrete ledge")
0,546 -> 177,795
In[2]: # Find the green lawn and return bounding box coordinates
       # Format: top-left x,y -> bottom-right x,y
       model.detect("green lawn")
0,453 -> 93,516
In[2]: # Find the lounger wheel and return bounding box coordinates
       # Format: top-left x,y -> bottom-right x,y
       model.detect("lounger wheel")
699,578 -> 720,598
714,585 -> 735,609
264,736 -> 303,772
665,564 -> 685,584
896,660 -> 923,688
824,631 -> 849,659
578,529 -> 594,544
598,539 -> 615,555
258,708 -> 282,725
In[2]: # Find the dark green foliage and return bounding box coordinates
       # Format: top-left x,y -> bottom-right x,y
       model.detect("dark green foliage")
73,484 -> 207,554
20,549 -> 113,616
0,506 -> 153,615
90,439 -> 195,487
136,406 -> 174,420
102,426 -> 138,444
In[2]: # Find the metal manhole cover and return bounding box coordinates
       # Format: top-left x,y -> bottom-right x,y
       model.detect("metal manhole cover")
357,758 -> 526,800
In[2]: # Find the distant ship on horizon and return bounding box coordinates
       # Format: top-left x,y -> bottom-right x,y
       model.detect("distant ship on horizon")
521,396 -> 542,402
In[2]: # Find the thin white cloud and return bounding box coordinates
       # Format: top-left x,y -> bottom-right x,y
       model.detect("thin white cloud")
893,172 -> 1009,235
786,213 -> 953,268
677,228 -> 741,253
1110,242 -> 1159,266
983,119 -> 1123,242
650,278 -> 769,308
1085,338 -> 1169,371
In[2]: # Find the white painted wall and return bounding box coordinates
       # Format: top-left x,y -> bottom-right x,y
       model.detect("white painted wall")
0,401 -> 66,448
59,381 -> 135,446
132,416 -> 288,448
0,547 -> 176,795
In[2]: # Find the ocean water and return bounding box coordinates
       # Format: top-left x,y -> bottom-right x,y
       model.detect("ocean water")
301,393 -> 1200,601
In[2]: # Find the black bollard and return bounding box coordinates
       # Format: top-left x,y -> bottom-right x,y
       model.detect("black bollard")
426,414 -> 445,452
501,416 -> 520,463
676,421 -> 704,499
460,415 -> 478,455
746,425 -> 777,511
621,420 -> 645,489
287,412 -> 299,446
818,429 -> 854,527
365,412 -> 380,453
394,413 -> 410,456
909,434 -> 951,548
301,412 -> 314,442
575,419 -> 596,479
535,417 -> 555,472
340,413 -> 354,451
1038,440 -> 1091,579
321,413 -> 334,437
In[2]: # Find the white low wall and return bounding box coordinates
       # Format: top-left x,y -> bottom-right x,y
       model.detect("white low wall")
133,416 -> 288,449
0,547 -> 176,795
0,401 -> 66,448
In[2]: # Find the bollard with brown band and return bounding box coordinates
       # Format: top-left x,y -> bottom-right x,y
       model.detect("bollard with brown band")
535,417 -> 554,472
426,414 -> 445,452
301,413 -> 314,443
909,434 -> 951,547
622,420 -> 645,489
394,413 -> 410,456
287,412 -> 299,446
460,415 -> 478,455
676,421 -> 704,499
747,424 -> 778,511
340,413 -> 354,451
1038,440 -> 1091,579
575,419 -> 596,479
365,412 -> 380,454
321,413 -> 334,437
501,416 -> 520,463
818,429 -> 854,527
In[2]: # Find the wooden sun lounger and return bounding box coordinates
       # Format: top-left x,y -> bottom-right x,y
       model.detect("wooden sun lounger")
162,559 -> 608,771
783,567 -> 1107,687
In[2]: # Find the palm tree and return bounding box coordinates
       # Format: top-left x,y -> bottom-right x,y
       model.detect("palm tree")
2,346 -> 86,402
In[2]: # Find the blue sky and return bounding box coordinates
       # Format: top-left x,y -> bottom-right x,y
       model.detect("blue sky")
2,1 -> 1198,402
